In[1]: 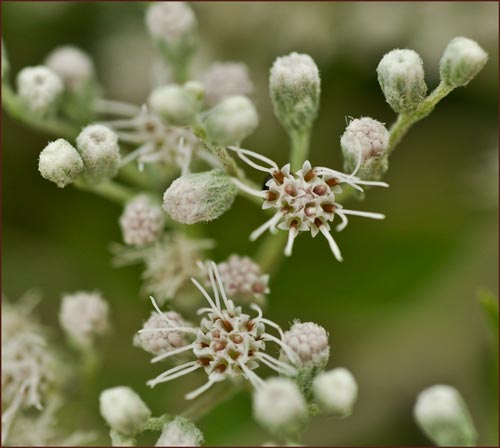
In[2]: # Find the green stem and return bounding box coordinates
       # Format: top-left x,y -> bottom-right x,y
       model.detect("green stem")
1,83 -> 79,139
255,231 -> 288,275
290,129 -> 311,171
142,415 -> 172,432
74,179 -> 136,204
181,382 -> 238,422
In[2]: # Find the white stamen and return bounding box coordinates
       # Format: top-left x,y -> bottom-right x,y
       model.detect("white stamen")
256,352 -> 297,376
94,98 -> 141,116
238,360 -> 264,388
147,362 -> 200,387
120,142 -> 155,166
339,209 -> 385,219
231,178 -> 267,198
319,226 -> 343,261
150,343 -> 196,363
191,278 -> 224,319
210,261 -> 234,311
206,262 -> 221,309
335,211 -> 349,232
227,146 -> 279,170
250,212 -> 283,241
284,227 -> 298,256
262,333 -> 300,365
185,379 -> 216,400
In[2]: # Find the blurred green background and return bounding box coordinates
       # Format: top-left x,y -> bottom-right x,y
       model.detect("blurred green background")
2,1 -> 498,446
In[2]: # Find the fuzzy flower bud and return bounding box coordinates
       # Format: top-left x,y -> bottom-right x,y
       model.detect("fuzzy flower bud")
155,417 -> 203,447
312,368 -> 358,418
133,311 -> 190,356
340,117 -> 390,180
203,62 -> 253,106
204,95 -> 258,146
16,66 -> 63,114
269,52 -> 320,133
439,37 -> 488,88
414,385 -> 477,446
377,49 -> 427,114
38,139 -> 84,188
76,124 -> 121,182
120,195 -> 165,247
253,377 -> 307,438
45,45 -> 95,91
149,84 -> 201,126
163,169 -> 237,224
59,291 -> 109,347
99,386 -> 151,436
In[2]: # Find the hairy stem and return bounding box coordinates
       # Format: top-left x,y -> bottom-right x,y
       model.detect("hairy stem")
74,179 -> 136,204
290,129 -> 311,171
255,231 -> 288,275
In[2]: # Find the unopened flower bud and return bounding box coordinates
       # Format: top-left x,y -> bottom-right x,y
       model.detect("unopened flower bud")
38,139 -> 84,188
269,52 -> 320,133
414,385 -> 477,446
203,62 -> 253,106
204,95 -> 258,146
163,170 -> 237,224
253,377 -> 307,438
99,386 -> 151,436
45,45 -> 95,91
149,84 -> 201,126
377,49 -> 427,114
312,368 -> 358,418
340,117 -> 389,180
439,37 -> 488,88
183,80 -> 205,102
16,66 -> 63,114
76,124 -> 121,182
59,291 -> 109,347
120,195 -> 165,247
155,417 -> 203,447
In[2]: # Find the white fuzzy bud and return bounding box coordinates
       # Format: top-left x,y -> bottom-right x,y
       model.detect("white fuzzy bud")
120,195 -> 165,247
76,124 -> 121,182
414,385 -> 477,446
253,377 -> 307,437
16,66 -> 63,114
340,117 -> 389,180
377,49 -> 427,114
269,52 -> 320,133
283,321 -> 329,368
163,170 -> 237,224
45,45 -> 94,91
440,37 -> 488,88
312,368 -> 358,418
203,62 -> 253,106
59,291 -> 109,347
133,311 -> 190,356
99,386 -> 151,436
38,139 -> 84,188
155,417 -> 203,447
204,95 -> 258,146
149,84 -> 201,126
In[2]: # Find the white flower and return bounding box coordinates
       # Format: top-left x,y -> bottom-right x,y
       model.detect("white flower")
253,377 -> 307,437
228,146 -> 388,260
134,311 -> 192,357
45,45 -> 94,90
312,368 -> 358,417
155,417 -> 203,447
16,66 -> 63,114
120,195 -> 165,247
145,2 -> 197,46
283,321 -> 329,368
59,291 -> 109,347
202,62 -> 254,106
99,386 -> 151,436
141,262 -> 298,399
38,139 -> 84,188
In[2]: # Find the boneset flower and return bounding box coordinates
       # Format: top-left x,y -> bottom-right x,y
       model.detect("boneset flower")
414,385 -> 477,446
283,321 -> 329,369
312,368 -> 358,418
163,169 -> 238,224
59,291 -> 110,348
16,66 -> 64,114
228,146 -> 388,260
120,195 -> 165,247
38,139 -> 84,188
377,49 -> 427,114
141,262 -> 298,400
155,417 -> 203,447
45,45 -> 94,91
203,62 -> 254,106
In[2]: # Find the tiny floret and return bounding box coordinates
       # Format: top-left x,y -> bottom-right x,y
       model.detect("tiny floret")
312,368 -> 358,418
149,84 -> 201,126
253,377 -> 307,437
76,124 -> 121,182
203,62 -> 254,106
38,139 -> 84,188
204,95 -> 259,146
440,37 -> 488,88
16,66 -> 63,114
120,195 -> 165,247
377,49 -> 427,114
45,45 -> 94,90
155,417 -> 203,447
414,385 -> 477,446
59,291 -> 109,347
99,386 -> 151,436
163,170 -> 237,224
269,52 -> 320,133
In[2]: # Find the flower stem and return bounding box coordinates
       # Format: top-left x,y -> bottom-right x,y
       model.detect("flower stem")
255,228 -> 288,275
290,129 -> 311,171
74,179 -> 136,205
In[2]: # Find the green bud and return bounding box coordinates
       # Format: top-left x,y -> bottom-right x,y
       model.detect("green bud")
38,139 -> 84,188
149,84 -> 201,126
